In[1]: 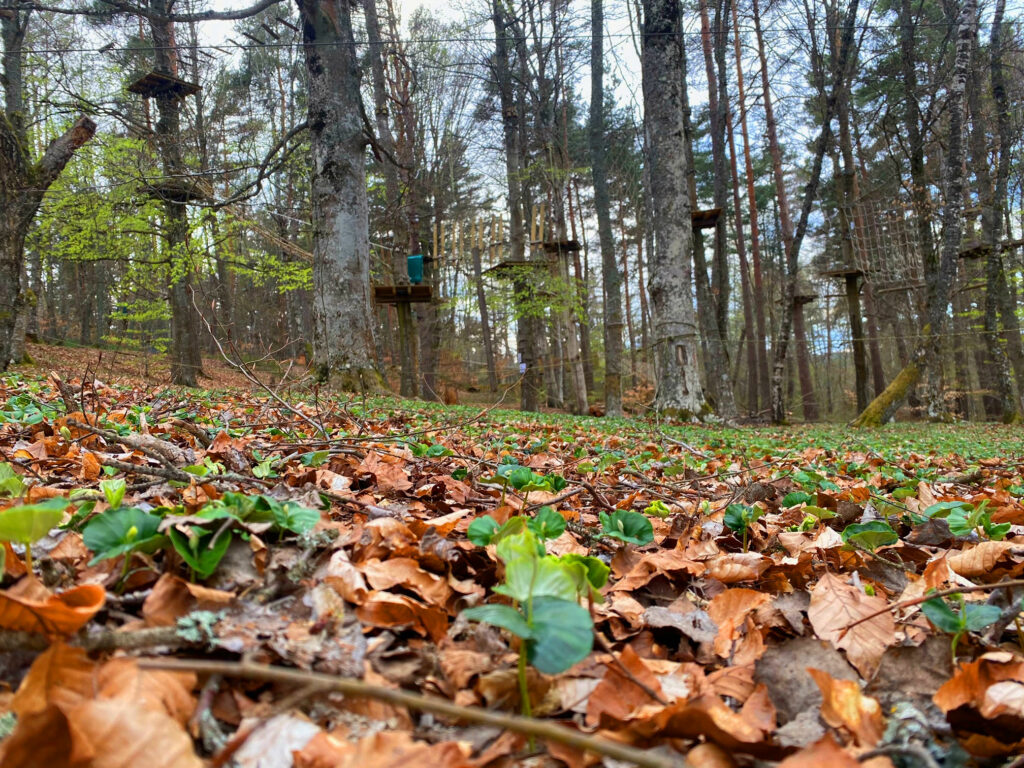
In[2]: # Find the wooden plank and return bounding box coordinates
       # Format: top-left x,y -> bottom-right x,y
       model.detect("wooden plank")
373,285 -> 433,303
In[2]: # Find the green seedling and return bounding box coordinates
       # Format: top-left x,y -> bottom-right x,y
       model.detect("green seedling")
598,509 -> 654,546
0,497 -> 69,574
724,503 -> 764,552
0,463 -> 26,498
167,525 -> 233,579
947,500 -> 1009,541
782,491 -> 814,508
644,499 -> 672,518
99,478 -> 126,509
82,506 -> 166,584
463,526 -> 594,733
299,450 -> 330,467
922,593 -> 1002,660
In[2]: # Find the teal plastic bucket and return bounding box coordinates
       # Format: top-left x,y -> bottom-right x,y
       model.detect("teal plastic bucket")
407,253 -> 424,284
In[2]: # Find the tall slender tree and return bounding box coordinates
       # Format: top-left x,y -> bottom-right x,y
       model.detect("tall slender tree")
589,0 -> 624,418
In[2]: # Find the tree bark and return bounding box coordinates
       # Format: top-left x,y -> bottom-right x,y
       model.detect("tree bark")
297,0 -> 381,391
641,0 -> 707,418
792,298 -> 818,420
590,0 -> 624,418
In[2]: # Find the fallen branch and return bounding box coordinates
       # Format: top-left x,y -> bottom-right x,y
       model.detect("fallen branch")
68,418 -> 192,468
0,625 -> 205,653
137,657 -> 684,768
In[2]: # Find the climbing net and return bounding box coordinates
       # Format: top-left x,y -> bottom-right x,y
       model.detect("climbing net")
841,200 -> 928,292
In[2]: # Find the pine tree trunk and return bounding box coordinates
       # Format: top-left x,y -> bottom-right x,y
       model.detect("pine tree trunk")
731,0 -> 770,413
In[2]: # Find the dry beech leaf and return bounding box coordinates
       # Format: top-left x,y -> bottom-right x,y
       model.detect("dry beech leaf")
934,653 -> 1024,713
0,582 -> 105,636
357,451 -> 413,493
62,697 -> 202,768
79,451 -> 102,480
946,541 -> 1017,579
295,730 -> 473,768
686,742 -> 738,768
980,681 -> 1024,719
4,645 -> 200,768
11,643 -> 95,718
707,588 -> 772,658
808,667 -> 884,747
142,573 -> 233,627
807,573 -> 894,678
355,590 -> 448,641
777,733 -> 859,767
324,549 -> 369,604
586,645 -> 666,727
706,553 -> 770,584
359,556 -> 452,607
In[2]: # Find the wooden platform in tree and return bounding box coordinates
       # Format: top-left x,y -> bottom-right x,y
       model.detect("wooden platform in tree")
541,239 -> 582,254
692,208 -> 723,230
484,259 -> 549,277
127,71 -> 202,99
958,237 -> 1024,259
143,177 -> 213,205
793,292 -> 817,304
819,263 -> 864,278
373,285 -> 433,304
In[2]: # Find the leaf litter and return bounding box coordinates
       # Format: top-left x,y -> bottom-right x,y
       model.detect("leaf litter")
0,371 -> 1023,765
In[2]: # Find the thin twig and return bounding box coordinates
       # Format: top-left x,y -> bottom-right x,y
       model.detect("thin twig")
137,657 -> 683,768
841,578 -> 1024,634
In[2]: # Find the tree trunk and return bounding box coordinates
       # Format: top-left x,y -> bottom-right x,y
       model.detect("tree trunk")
297,0 -> 381,391
491,0 -> 540,411
1,14 -> 95,368
977,0 -> 1022,421
731,0 -> 770,413
145,1 -> 203,386
726,96 -> 757,416
590,0 -> 624,417
363,0 -> 416,397
471,240 -> 498,392
693,0 -> 737,420
793,299 -> 818,420
641,0 -> 707,418
681,32 -> 735,419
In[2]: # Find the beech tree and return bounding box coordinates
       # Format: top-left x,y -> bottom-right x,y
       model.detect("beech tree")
296,0 -> 380,390
640,0 -> 706,417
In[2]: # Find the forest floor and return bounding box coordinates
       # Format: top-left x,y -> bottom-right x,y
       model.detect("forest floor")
1,347 -> 1024,767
